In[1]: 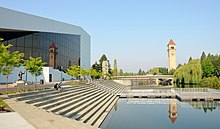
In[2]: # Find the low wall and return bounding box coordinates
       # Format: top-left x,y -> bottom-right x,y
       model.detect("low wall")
113,80 -> 132,86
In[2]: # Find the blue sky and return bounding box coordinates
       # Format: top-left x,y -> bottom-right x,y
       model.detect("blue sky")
0,0 -> 220,72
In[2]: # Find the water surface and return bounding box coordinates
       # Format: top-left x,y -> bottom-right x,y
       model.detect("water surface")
101,99 -> 220,129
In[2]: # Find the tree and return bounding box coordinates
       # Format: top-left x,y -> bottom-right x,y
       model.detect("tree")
89,68 -> 99,79
148,68 -> 160,75
201,58 -> 215,78
200,51 -> 206,62
99,54 -> 108,69
177,64 -> 182,68
188,57 -> 193,63
66,64 -> 80,79
80,67 -> 88,80
24,57 -> 46,89
207,54 -> 220,77
92,61 -> 101,72
0,43 -> 24,92
159,67 -> 168,75
112,58 -> 118,76
174,59 -> 202,84
119,69 -> 123,76
168,69 -> 176,75
138,69 -> 142,75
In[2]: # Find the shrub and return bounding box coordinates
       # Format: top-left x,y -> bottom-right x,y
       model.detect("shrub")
0,98 -> 8,111
200,76 -> 220,89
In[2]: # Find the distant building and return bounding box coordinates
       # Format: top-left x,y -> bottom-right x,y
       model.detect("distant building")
167,39 -> 176,72
102,61 -> 109,75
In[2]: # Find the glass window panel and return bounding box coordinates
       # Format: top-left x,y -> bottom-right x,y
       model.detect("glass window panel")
25,34 -> 33,48
33,48 -> 40,58
33,33 -> 40,48
25,48 -> 32,59
17,37 -> 25,47
8,39 -> 16,46
8,46 -> 15,52
17,47 -> 24,53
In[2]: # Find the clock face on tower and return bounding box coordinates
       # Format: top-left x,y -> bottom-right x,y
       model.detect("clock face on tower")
171,53 -> 174,56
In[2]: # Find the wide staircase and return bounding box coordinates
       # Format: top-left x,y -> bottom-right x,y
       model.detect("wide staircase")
8,80 -> 125,128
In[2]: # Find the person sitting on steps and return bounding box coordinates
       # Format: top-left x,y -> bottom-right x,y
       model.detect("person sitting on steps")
54,82 -> 63,91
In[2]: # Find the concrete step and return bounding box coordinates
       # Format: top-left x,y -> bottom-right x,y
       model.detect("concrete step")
62,92 -> 111,118
34,87 -> 100,107
74,93 -> 113,121
17,85 -> 88,101
25,86 -> 93,104
54,91 -> 109,116
82,95 -> 115,125
28,86 -> 95,106
47,89 -> 106,112
8,88 -> 54,98
40,88 -> 100,109
93,97 -> 119,127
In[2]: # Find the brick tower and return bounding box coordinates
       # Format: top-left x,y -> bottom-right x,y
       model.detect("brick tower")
167,39 -> 176,72
49,43 -> 58,68
169,99 -> 178,124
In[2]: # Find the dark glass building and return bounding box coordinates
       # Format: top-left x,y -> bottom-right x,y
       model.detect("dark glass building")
0,7 -> 90,69
1,32 -> 80,69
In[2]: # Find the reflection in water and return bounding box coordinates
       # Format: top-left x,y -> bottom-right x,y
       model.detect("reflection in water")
169,100 -> 178,124
101,99 -> 220,129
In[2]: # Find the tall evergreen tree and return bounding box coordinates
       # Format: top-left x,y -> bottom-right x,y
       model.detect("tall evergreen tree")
201,58 -> 215,78
92,61 -> 101,72
200,51 -> 206,62
99,54 -> 108,68
177,64 -> 182,68
188,57 -> 193,63
113,58 -> 118,76
119,69 -> 123,76
138,69 -> 142,75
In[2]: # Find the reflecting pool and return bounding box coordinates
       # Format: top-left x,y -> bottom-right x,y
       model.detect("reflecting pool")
100,99 -> 220,129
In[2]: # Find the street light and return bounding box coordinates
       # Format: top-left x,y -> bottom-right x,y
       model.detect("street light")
58,66 -> 63,82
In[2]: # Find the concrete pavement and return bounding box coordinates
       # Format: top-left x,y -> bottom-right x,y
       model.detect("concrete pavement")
0,112 -> 35,129
4,98 -> 98,129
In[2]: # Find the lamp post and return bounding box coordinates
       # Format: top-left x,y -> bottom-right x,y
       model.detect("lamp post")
59,66 -> 63,82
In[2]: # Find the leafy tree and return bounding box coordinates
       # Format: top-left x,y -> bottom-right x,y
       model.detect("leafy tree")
92,61 -> 101,72
168,69 -> 176,75
174,59 -> 202,84
200,76 -> 220,89
201,58 -> 215,78
99,54 -> 108,69
80,67 -> 88,80
177,64 -> 182,68
24,57 -> 46,88
188,57 -> 193,63
0,43 -> 24,92
89,68 -> 99,79
200,51 -> 206,62
119,69 -> 124,76
207,54 -> 220,77
66,64 -> 80,79
148,68 -> 160,75
159,67 -> 168,75
138,69 -> 143,75
112,58 -> 118,76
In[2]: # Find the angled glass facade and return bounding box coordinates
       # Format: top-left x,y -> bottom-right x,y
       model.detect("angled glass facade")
0,31 -> 80,69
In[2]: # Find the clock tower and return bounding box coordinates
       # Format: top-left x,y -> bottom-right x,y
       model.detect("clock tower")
167,39 -> 176,72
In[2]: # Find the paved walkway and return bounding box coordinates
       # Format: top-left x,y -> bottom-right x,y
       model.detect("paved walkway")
4,98 -> 98,129
0,112 -> 35,129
